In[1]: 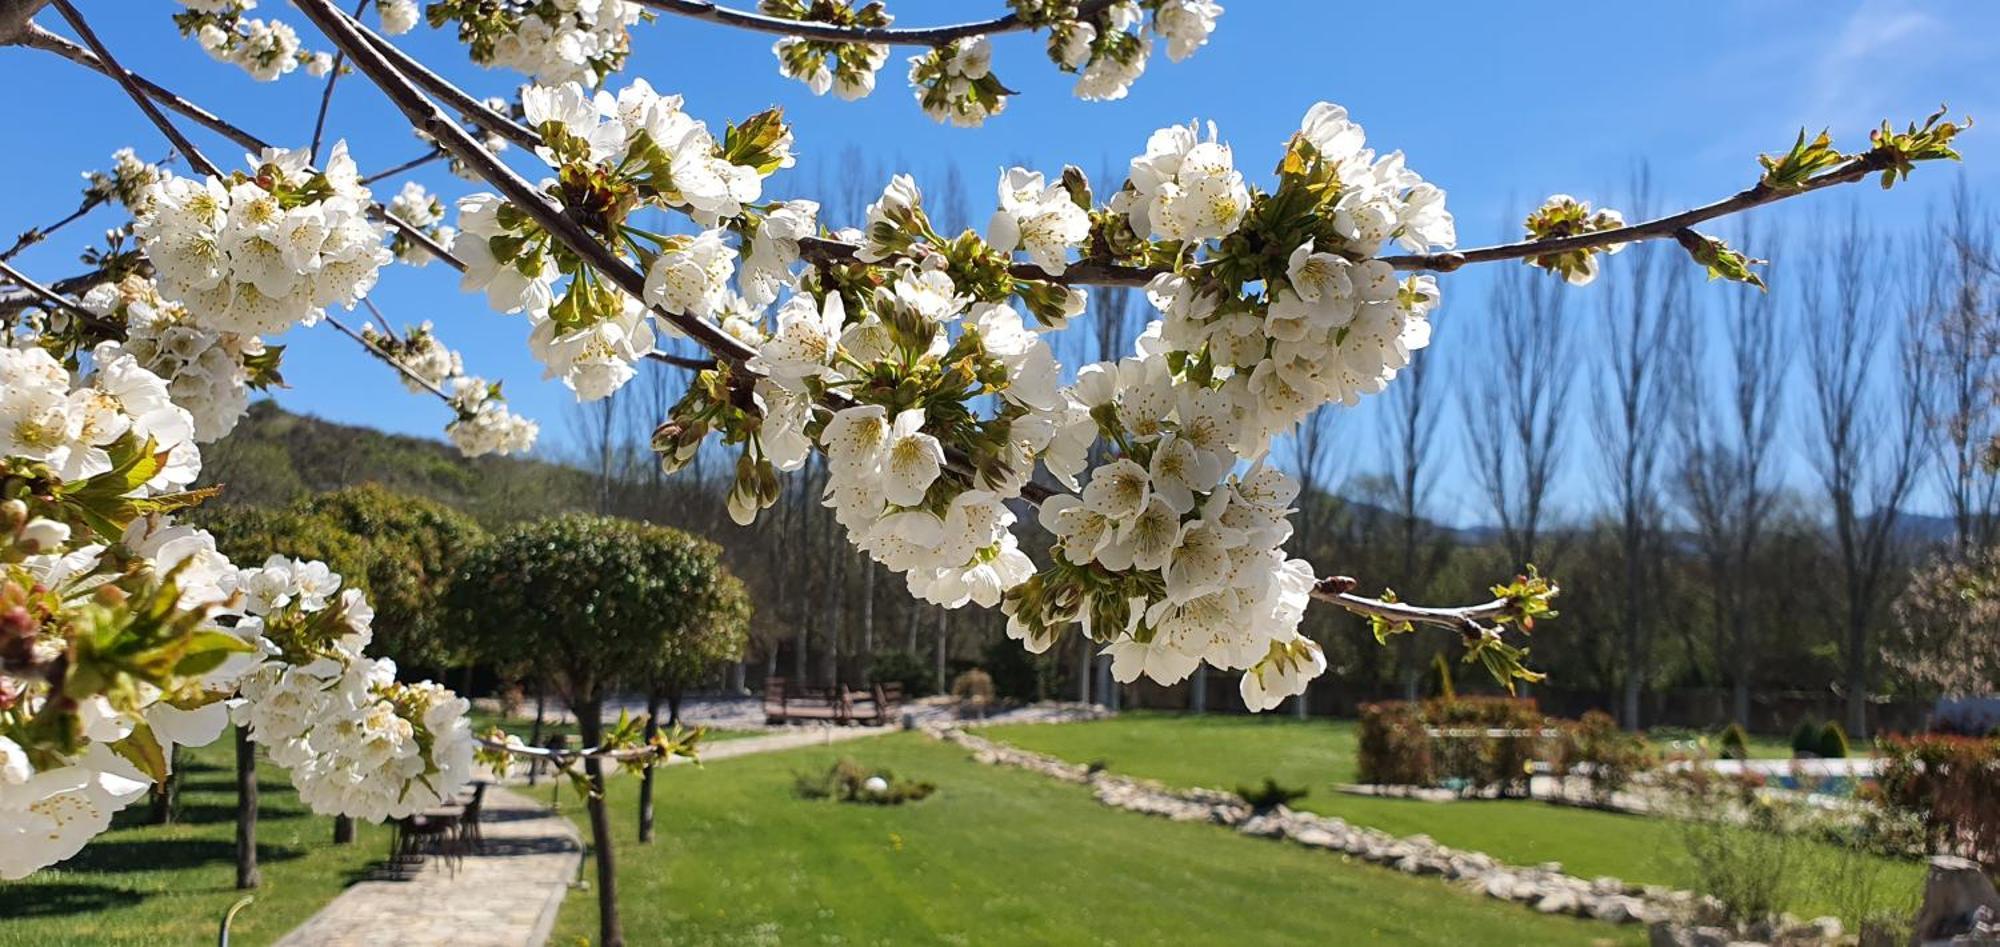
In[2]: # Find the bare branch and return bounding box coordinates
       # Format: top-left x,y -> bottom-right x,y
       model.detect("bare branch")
0,0 -> 50,45
322,311 -> 454,403
309,0 -> 374,165
360,147 -> 445,185
635,0 -> 1114,46
0,258 -> 117,334
50,0 -> 220,177
0,193 -> 104,262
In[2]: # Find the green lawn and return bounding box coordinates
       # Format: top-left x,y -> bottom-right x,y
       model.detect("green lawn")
545,731 -> 1637,946
0,737 -> 392,947
974,713 -> 1924,926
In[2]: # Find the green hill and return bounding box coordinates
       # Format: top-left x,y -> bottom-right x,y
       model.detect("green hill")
197,400 -> 593,528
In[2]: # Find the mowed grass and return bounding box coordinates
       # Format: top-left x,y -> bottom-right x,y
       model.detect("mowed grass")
974,713 -> 1925,925
547,731 -> 1637,946
0,737 -> 390,947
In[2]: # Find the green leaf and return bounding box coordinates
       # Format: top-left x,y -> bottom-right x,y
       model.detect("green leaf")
1758,128 -> 1846,190
173,629 -> 258,677
109,721 -> 170,784
1673,229 -> 1767,290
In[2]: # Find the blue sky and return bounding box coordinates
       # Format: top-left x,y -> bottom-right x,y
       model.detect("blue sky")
4,0 -> 1998,526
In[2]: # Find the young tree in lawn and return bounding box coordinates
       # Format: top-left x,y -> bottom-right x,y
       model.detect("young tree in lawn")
454,514 -> 737,947
638,567 -> 750,843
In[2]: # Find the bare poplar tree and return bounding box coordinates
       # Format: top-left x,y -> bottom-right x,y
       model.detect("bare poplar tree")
1802,212 -> 1929,738
1674,220 -> 1788,727
1385,333 -> 1441,700
1286,403 -> 1342,717
1593,181 -> 1689,729
1466,256 -> 1575,572
1910,179 -> 2000,553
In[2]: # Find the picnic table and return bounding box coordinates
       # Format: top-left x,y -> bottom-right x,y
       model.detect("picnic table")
763,678 -> 901,726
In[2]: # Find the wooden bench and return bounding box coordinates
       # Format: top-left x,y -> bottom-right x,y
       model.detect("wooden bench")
764,677 -> 851,725
844,682 -> 903,727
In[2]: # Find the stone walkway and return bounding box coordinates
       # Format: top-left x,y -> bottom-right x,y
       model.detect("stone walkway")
274,786 -> 581,947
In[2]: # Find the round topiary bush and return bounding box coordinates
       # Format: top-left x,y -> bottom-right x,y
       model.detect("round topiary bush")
1816,721 -> 1850,760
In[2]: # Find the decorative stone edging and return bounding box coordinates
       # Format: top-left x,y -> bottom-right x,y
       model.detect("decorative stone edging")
934,726 -> 1850,946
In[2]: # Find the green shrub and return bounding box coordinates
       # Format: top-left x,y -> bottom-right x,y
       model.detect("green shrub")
794,758 -> 936,805
1356,698 -> 1546,796
1236,777 -> 1309,813
1816,721 -> 1850,760
1555,711 -> 1654,804
1717,723 -> 1750,761
1875,734 -> 2000,874
1790,718 -> 1821,757
870,650 -> 935,698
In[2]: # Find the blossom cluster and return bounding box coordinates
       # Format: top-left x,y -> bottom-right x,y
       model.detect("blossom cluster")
765,0 -> 894,101
0,351 -> 476,875
362,320 -> 464,394
79,275 -> 275,443
133,142 -> 392,337
82,148 -> 163,211
1017,0 -> 1221,102
231,556 -> 473,821
174,0 -> 318,82
387,181 -> 456,267
907,37 -> 1005,128
426,0 -> 642,85
457,79 -> 792,400
444,376 -> 540,457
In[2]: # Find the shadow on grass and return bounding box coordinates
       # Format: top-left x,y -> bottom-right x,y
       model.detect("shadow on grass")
0,882 -> 147,919
50,838 -> 308,874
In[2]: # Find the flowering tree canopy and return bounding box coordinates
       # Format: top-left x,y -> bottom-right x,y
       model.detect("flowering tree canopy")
0,0 -> 1969,890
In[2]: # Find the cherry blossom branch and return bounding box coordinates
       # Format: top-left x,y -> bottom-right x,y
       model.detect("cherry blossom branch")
474,734 -> 666,763
299,0 -> 760,368
1307,576 -> 1508,630
1375,149 -> 1905,274
49,0 -> 220,177
12,25 -> 462,270
635,0 -> 1115,46
647,351 -> 720,371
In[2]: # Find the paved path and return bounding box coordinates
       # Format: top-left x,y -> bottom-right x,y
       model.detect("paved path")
274,786 -> 581,947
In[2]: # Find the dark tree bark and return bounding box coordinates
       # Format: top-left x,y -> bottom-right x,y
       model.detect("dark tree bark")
234,725 -> 260,890
332,815 -> 355,844
575,699 -> 623,947
149,747 -> 181,824
638,689 -> 660,844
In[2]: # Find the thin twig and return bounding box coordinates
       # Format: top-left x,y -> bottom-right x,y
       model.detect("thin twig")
308,0 -> 373,165
322,311 -> 452,403
634,0 -> 1114,46
50,0 -> 220,178
358,296 -> 401,345
360,147 -> 444,185
646,351 -> 719,371
0,258 -> 117,333
0,194 -> 104,262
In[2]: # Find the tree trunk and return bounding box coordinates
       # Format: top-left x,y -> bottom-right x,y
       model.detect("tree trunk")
150,747 -> 181,824
638,689 -> 661,844
1847,596 -> 1869,740
332,815 -> 355,845
576,700 -> 624,947
528,685 -> 546,787
1190,665 -> 1207,714
234,726 -> 260,890
1074,633 -> 1090,705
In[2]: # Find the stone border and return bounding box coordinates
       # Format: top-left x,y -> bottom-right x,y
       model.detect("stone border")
932,726 -> 1845,945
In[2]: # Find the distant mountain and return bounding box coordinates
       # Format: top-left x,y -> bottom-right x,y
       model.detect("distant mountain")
197,400 -> 591,528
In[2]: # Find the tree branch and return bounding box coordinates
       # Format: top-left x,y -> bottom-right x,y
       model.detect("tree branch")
1377,152 -> 1900,274
322,311 -> 453,403
298,0 -> 758,369
308,0 -> 373,165
0,0 -> 49,45
360,147 -> 445,185
0,193 -> 104,262
634,0 -> 1114,46
0,258 -> 118,334
50,0 -> 220,177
